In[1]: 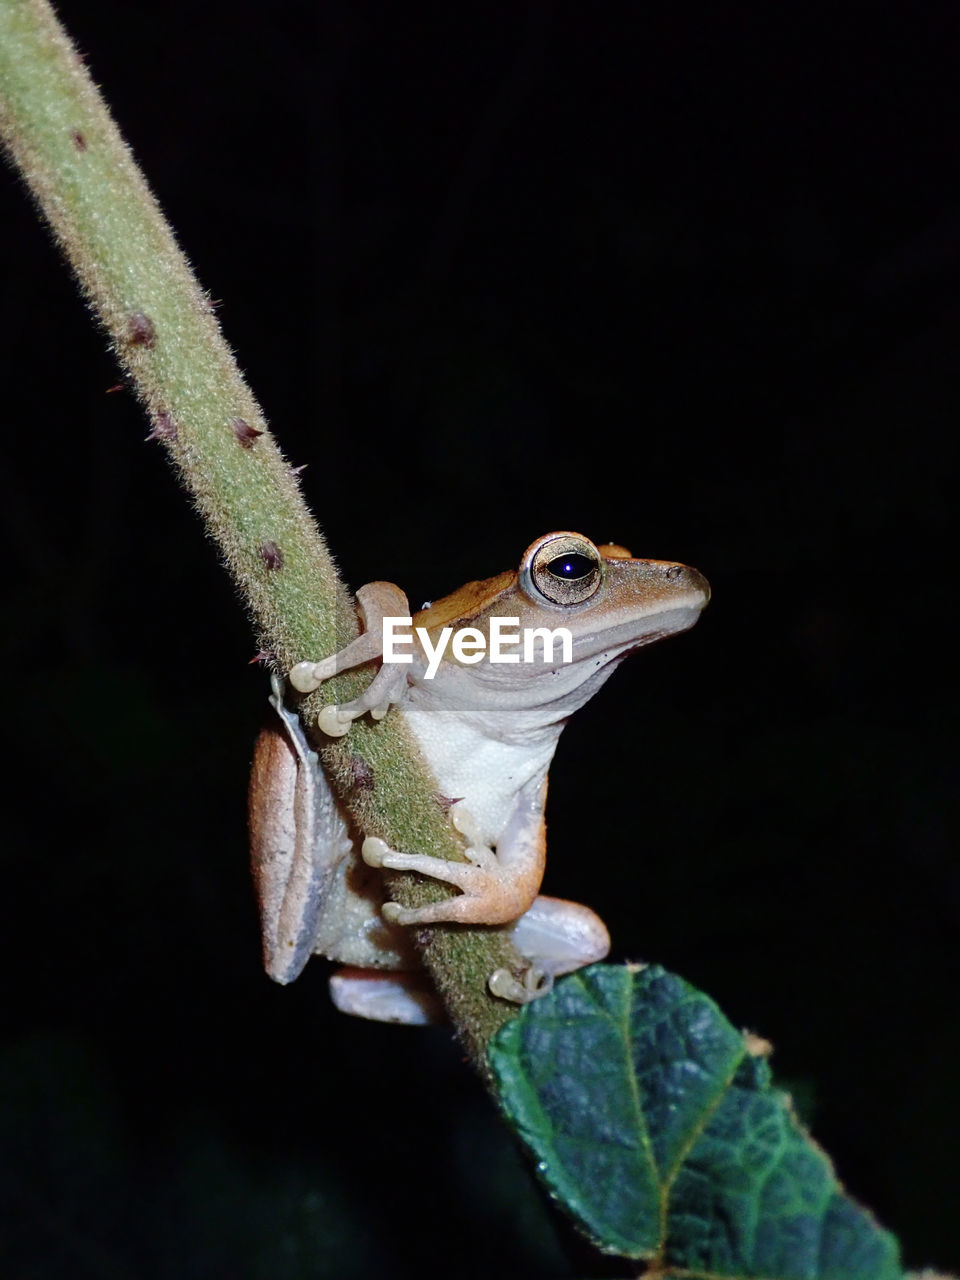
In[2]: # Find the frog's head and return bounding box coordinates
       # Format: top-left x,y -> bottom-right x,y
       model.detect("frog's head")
411,532 -> 709,718
513,531 -> 709,662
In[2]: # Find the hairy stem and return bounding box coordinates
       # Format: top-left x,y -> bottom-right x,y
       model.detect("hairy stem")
0,0 -> 521,1070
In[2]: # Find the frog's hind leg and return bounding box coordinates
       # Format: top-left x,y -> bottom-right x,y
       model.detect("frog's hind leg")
507,895 -> 610,977
486,895 -> 611,1005
328,968 -> 444,1024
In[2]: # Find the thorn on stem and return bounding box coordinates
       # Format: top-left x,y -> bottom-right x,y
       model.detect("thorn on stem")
259,540 -> 283,570
434,793 -> 464,816
230,416 -> 263,448
126,312 -> 156,347
145,410 -> 176,442
350,757 -> 375,791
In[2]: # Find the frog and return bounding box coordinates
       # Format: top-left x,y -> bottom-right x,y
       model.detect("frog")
249,531 -> 709,1023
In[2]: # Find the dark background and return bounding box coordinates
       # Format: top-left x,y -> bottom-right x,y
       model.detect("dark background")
1,2 -> 957,1276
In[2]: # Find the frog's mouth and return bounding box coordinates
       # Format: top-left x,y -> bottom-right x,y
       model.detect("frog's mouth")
569,594 -> 708,664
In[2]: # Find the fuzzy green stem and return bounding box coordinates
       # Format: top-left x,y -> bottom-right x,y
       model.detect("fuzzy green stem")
0,0 -> 521,1070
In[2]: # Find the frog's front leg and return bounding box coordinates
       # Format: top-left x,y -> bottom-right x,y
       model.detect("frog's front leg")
289,581 -> 413,736
361,776 -> 548,927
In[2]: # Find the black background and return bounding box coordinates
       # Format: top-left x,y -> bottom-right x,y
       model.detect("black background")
1,3 -> 957,1276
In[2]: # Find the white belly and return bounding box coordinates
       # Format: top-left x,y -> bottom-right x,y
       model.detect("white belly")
399,702 -> 558,845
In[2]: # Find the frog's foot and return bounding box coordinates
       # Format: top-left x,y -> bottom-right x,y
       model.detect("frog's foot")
361,836 -> 531,927
488,963 -> 553,1004
288,582 -> 412,736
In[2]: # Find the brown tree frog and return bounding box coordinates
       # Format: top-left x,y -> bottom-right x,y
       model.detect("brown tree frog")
249,532 -> 709,1022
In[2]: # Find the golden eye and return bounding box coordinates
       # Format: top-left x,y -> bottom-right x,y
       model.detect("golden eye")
524,534 -> 603,605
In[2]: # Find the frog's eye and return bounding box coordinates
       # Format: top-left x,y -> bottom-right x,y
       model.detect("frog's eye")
525,534 -> 603,606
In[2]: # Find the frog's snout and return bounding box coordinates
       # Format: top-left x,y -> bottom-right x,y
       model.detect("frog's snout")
664,563 -> 711,606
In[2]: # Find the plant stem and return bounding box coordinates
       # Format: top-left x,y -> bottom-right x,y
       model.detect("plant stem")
0,0 -> 520,1071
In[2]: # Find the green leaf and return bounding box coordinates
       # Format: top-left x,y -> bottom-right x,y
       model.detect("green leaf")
489,964 -> 903,1278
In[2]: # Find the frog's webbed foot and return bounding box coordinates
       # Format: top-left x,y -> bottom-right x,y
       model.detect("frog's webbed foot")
289,582 -> 411,737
